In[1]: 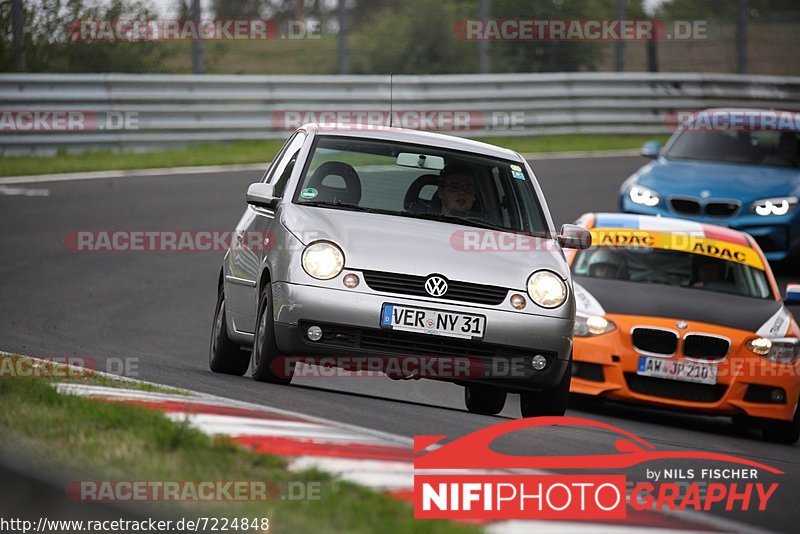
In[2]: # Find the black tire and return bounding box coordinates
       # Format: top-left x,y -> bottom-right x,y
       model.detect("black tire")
208,286 -> 251,376
251,283 -> 293,385
519,362 -> 572,418
762,400 -> 800,445
464,385 -> 507,415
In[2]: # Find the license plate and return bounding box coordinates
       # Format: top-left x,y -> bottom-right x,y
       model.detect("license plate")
637,356 -> 718,385
380,304 -> 485,340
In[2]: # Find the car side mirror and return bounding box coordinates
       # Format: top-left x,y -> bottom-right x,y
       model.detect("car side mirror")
785,283 -> 800,306
246,183 -> 279,209
557,224 -> 592,250
640,140 -> 661,159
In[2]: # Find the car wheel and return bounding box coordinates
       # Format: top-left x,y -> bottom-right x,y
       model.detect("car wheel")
208,286 -> 251,376
464,385 -> 506,415
519,362 -> 571,418
251,283 -> 293,385
761,400 -> 800,445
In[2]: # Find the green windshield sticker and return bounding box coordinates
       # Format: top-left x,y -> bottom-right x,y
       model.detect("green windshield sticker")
510,164 -> 522,172
300,187 -> 318,199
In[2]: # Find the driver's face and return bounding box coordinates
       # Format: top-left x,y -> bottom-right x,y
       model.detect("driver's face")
439,173 -> 475,215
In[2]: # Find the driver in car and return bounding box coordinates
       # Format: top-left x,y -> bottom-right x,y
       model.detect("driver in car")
691,256 -> 726,288
587,249 -> 628,280
437,163 -> 476,216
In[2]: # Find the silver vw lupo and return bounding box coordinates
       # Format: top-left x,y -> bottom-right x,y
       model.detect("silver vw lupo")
209,124 -> 591,417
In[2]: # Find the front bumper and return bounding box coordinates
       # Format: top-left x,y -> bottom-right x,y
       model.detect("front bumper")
271,281 -> 573,392
571,315 -> 800,422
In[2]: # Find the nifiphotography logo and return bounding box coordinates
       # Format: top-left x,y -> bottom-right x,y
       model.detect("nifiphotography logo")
413,416 -> 782,520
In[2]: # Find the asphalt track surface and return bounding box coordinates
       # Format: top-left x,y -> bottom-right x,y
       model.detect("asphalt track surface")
1,155 -> 798,532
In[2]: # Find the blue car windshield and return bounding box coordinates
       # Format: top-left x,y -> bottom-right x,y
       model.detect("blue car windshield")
665,130 -> 800,168
292,135 -> 549,234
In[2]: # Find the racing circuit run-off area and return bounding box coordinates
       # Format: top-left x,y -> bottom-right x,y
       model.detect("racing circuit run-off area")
2,1 -> 800,534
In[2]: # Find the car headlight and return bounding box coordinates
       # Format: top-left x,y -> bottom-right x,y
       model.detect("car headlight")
527,270 -> 567,309
745,337 -> 800,364
751,196 -> 798,216
629,185 -> 660,207
574,315 -> 617,337
301,241 -> 345,280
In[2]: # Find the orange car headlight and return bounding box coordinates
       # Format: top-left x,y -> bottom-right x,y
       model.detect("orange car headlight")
745,337 -> 800,364
574,315 -> 616,337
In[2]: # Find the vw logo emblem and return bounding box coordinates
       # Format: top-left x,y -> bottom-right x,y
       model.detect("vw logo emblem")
676,320 -> 688,330
425,275 -> 448,297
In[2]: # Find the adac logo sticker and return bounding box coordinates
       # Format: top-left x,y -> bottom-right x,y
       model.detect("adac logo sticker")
589,229 -> 765,270
413,416 -> 782,521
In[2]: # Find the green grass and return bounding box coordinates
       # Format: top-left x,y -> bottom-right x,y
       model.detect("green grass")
0,354 -> 471,533
0,134 -> 669,178
0,140 -> 286,177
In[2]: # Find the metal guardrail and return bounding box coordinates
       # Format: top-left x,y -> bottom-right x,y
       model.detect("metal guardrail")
1,72 -> 800,155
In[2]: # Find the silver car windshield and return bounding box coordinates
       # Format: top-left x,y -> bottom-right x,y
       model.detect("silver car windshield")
573,248 -> 772,299
292,136 -> 548,234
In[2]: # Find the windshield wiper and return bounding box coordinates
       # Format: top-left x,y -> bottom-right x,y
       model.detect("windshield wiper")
299,201 -> 392,215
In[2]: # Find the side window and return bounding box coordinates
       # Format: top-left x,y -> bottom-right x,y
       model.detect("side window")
260,133 -> 296,183
267,133 -> 307,198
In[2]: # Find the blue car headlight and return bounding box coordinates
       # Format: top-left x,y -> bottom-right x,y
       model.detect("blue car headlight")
751,196 -> 798,216
628,185 -> 660,207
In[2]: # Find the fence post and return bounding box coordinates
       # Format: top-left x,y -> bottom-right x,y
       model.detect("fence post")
737,0 -> 748,74
12,0 -> 26,72
191,0 -> 205,75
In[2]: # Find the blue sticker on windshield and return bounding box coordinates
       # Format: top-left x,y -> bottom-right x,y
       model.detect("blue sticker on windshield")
512,170 -> 525,180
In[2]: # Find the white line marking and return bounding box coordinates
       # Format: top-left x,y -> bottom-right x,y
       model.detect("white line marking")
0,163 -> 266,185
0,185 -> 50,196
163,412 -> 390,444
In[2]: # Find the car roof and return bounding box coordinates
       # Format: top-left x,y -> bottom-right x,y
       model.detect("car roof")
299,123 -> 523,161
588,212 -> 753,247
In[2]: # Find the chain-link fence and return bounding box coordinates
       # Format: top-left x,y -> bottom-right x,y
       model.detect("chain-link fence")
1,0 -> 799,75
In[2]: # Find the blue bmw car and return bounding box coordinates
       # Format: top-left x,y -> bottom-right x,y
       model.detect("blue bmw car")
620,109 -> 800,264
